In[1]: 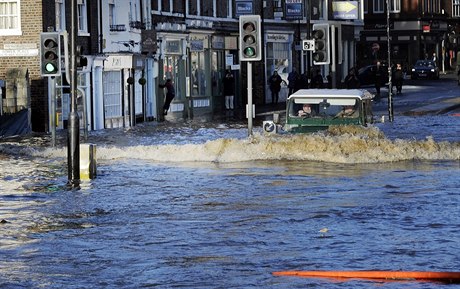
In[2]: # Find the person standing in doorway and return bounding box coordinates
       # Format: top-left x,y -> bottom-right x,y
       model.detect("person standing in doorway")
268,71 -> 283,104
222,69 -> 235,110
159,79 -> 175,115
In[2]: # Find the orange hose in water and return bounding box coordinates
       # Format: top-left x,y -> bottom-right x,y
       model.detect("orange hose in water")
272,271 -> 460,282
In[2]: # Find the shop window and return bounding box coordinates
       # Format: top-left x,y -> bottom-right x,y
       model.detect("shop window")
162,55 -> 183,100
211,51 -> 225,97
266,42 -> 290,102
191,51 -> 208,96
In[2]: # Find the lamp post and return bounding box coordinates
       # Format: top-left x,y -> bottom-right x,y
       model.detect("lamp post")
386,0 -> 394,122
67,0 -> 80,187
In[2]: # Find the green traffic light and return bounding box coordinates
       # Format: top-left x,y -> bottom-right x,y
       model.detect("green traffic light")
45,62 -> 57,73
244,47 -> 256,57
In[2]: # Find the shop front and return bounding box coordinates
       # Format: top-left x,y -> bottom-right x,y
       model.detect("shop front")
265,32 -> 293,104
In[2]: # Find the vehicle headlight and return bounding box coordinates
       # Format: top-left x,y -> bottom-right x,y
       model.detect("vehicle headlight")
411,68 -> 415,72
431,69 -> 435,72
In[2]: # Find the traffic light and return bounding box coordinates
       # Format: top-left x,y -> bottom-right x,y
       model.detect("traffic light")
239,15 -> 262,61
40,32 -> 61,76
76,45 -> 88,68
312,23 -> 330,65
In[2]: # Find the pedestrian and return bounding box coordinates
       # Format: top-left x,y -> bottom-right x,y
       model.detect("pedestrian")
344,67 -> 360,89
159,79 -> 175,115
310,69 -> 324,88
222,69 -> 235,110
297,70 -> 310,89
393,63 -> 404,94
268,70 -> 283,104
287,67 -> 299,95
374,61 -> 384,97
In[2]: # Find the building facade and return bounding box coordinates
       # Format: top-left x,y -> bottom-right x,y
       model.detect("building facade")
2,0 -> 459,134
358,0 -> 460,72
0,0 -> 43,131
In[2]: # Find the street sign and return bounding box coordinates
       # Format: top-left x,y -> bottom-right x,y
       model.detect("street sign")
332,1 -> 358,20
302,39 -> 315,51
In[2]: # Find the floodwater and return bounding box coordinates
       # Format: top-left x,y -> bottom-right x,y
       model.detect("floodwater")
1,115 -> 459,289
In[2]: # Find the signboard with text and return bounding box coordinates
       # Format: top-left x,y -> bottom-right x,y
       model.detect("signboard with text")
285,0 -> 303,20
332,1 -> 358,20
236,0 -> 253,17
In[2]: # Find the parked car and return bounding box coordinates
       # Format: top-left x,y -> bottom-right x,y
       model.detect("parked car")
357,64 -> 389,86
411,60 -> 439,79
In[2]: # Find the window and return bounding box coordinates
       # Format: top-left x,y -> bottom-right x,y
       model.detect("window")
364,0 -> 368,14
188,0 -> 198,15
454,0 -> 460,17
389,0 -> 400,12
0,0 -> 21,35
77,0 -> 88,34
162,0 -> 171,13
422,0 -> 440,14
373,0 -> 384,13
109,1 -> 115,26
103,71 -> 123,118
55,0 -> 66,31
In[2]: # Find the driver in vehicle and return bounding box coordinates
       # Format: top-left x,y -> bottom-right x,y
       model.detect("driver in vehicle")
298,104 -> 316,118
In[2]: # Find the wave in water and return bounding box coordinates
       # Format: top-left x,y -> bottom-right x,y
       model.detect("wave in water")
9,126 -> 458,164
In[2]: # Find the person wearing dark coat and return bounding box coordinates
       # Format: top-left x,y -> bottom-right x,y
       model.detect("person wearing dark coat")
222,70 -> 235,110
159,79 -> 175,115
310,69 -> 324,88
297,71 -> 310,90
268,71 -> 283,104
344,68 -> 360,89
393,63 -> 404,94
287,68 -> 299,95
374,61 -> 384,96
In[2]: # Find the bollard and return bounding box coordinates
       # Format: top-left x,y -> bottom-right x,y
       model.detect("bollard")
273,113 -> 280,124
80,144 -> 97,180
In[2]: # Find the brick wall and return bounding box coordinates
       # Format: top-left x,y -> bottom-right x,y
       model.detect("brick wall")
0,0 -> 46,131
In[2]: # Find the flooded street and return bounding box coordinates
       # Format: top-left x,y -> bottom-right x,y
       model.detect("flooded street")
1,115 -> 460,288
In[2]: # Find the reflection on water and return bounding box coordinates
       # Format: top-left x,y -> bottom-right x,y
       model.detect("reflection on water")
1,118 -> 460,288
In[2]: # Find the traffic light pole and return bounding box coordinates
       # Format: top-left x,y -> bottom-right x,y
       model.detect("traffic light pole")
247,62 -> 253,136
67,0 -> 80,188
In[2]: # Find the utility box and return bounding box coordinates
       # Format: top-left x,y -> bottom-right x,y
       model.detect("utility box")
4,68 -> 30,114
80,143 -> 97,180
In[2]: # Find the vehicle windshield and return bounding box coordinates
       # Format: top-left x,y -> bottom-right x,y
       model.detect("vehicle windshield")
288,98 -> 358,118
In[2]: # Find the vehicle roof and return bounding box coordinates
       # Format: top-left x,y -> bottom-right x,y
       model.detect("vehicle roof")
288,89 -> 374,101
